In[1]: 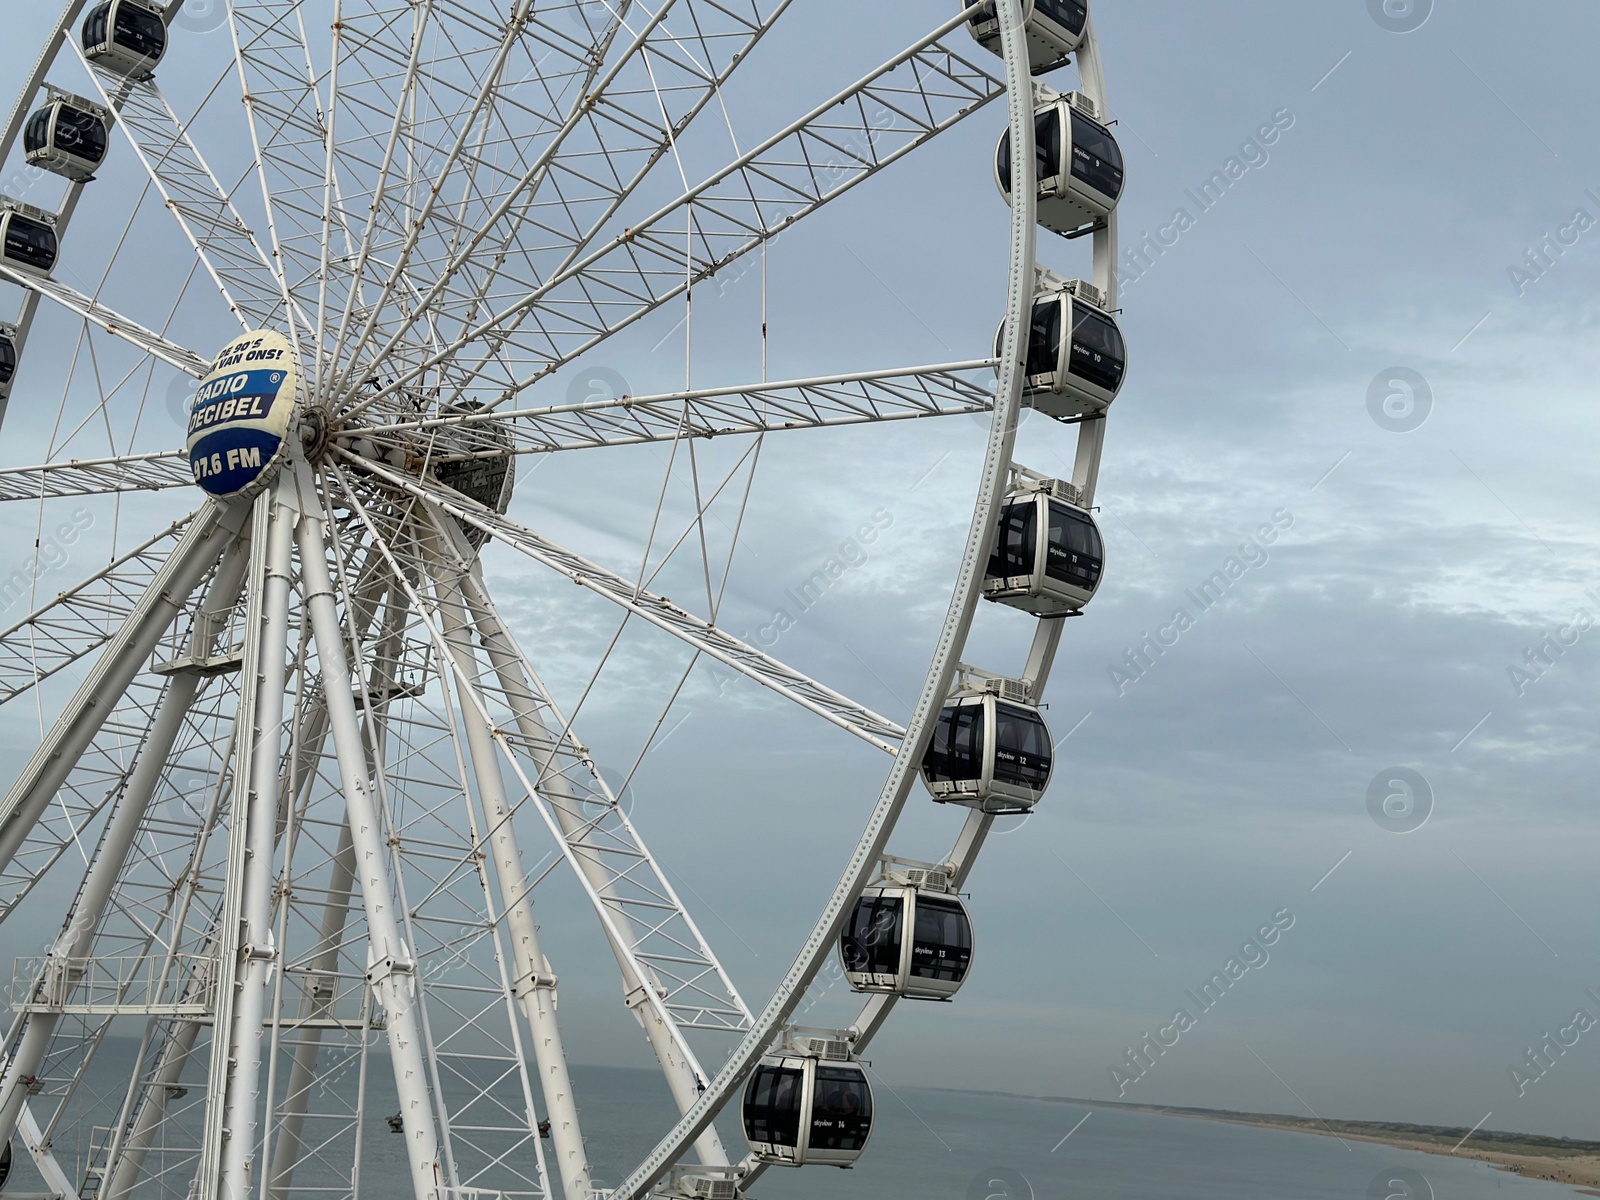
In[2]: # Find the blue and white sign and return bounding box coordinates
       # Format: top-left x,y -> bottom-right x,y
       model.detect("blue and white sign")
187,330 -> 300,498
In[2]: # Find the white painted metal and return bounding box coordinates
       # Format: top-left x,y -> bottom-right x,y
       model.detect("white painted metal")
217,489 -> 295,1200
0,533 -> 246,1169
297,494 -> 447,1200
432,562 -> 589,1200
332,477 -> 741,1166
0,265 -> 211,377
0,505 -> 236,876
444,547 -> 740,1162
0,1 -> 1126,1195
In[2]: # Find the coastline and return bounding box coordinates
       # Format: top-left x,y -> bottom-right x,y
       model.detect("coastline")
930,1088 -> 1600,1193
1188,1115 -> 1600,1195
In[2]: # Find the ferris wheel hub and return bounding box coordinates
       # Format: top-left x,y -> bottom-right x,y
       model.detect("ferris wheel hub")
185,329 -> 302,499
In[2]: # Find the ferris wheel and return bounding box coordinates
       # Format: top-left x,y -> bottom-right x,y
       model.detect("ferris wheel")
0,0 -> 1125,1197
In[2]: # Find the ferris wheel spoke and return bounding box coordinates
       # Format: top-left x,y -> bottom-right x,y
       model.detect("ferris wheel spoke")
344,0 -> 790,393
356,13 -> 1001,415
0,513 -> 196,707
321,0 -> 637,399
342,454 -> 905,752
0,265 -> 210,377
69,48 -> 301,335
0,450 -> 192,501
365,361 -> 998,458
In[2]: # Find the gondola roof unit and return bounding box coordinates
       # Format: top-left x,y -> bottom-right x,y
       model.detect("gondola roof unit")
654,1166 -> 745,1200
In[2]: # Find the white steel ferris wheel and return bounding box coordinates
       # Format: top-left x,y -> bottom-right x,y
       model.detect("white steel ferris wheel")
0,0 -> 1124,1197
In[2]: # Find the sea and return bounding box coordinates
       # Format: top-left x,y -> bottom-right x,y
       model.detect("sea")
559,1066 -> 1580,1200
24,1052 -> 1580,1199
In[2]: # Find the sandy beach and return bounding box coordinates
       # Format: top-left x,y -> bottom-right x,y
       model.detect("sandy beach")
1222,1122 -> 1600,1195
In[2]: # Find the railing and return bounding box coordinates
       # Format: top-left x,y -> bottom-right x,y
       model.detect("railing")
9,953 -> 217,1015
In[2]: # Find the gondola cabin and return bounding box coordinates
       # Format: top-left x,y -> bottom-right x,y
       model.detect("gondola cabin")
743,1033 -> 873,1168
994,275 -> 1125,420
967,0 -> 1088,70
431,400 -> 516,548
81,0 -> 168,78
841,864 -> 974,1001
996,93 -> 1124,234
922,683 -> 1052,813
985,479 -> 1104,615
0,201 -> 59,277
24,90 -> 111,182
0,324 -> 16,396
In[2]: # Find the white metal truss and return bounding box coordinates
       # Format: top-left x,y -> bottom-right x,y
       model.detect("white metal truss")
0,363 -> 996,502
328,469 -> 753,1168
0,513 -> 196,702
348,11 -> 1005,417
0,266 -> 211,378
0,451 -> 193,502
72,46 -> 300,336
364,361 -> 999,455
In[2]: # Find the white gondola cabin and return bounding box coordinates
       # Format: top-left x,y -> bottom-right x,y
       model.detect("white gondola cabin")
81,0 -> 168,78
841,861 -> 974,1001
922,679 -> 1052,814
985,475 -> 1104,615
742,1032 -> 873,1168
0,201 -> 59,277
997,92 -> 1124,235
24,90 -> 111,182
0,324 -> 16,396
967,0 -> 1088,70
995,273 -> 1125,420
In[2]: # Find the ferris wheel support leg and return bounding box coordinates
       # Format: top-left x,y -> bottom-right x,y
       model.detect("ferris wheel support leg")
298,507 -> 446,1200
261,818 -> 355,1199
266,574 -> 400,1200
0,503 -> 241,884
449,557 -> 731,1169
0,532 -> 250,1166
432,566 -> 589,1200
215,491 -> 297,1200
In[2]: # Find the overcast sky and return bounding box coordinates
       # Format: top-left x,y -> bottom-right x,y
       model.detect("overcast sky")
0,0 -> 1597,1150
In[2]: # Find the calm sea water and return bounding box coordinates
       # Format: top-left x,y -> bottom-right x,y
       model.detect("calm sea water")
557,1067 -> 1582,1200
29,1050 -> 1580,1199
